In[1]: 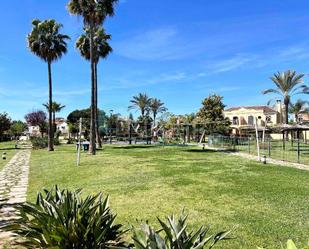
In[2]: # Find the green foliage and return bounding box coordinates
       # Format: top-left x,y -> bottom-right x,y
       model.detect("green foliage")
196,94 -> 230,135
9,120 -> 27,137
27,19 -> 70,63
262,70 -> 308,124
3,186 -> 127,249
31,137 -> 60,149
132,213 -> 232,249
0,112 -> 12,141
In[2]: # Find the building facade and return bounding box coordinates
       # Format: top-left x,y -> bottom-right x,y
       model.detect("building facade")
223,101 -> 284,135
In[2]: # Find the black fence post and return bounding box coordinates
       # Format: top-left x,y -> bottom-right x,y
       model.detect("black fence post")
248,137 -> 250,154
297,139 -> 300,163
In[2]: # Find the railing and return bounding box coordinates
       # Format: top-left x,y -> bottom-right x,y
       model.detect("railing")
208,135 -> 309,165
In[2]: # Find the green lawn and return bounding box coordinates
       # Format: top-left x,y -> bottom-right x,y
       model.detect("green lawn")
0,141 -> 19,170
28,144 -> 309,248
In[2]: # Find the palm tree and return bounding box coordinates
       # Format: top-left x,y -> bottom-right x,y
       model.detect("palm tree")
28,19 -> 70,151
129,93 -> 152,118
262,70 -> 308,124
76,27 -> 112,148
68,0 -> 118,155
289,99 -> 308,123
43,102 -> 66,132
150,98 -> 167,127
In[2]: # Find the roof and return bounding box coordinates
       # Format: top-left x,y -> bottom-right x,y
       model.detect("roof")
224,106 -> 276,113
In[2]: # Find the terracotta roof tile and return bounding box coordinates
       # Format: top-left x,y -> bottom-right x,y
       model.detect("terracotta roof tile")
224,106 -> 276,113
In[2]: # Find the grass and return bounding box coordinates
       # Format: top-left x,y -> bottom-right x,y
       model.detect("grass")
235,139 -> 309,165
0,141 -> 19,170
28,144 -> 309,248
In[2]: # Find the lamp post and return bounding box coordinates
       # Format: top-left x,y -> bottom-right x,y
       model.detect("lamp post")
109,110 -> 113,144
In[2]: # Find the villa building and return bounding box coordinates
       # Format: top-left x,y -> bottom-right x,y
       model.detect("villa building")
297,107 -> 309,124
55,118 -> 69,136
224,100 -> 284,136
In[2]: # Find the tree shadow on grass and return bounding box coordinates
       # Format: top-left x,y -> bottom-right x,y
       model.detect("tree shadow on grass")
0,148 -> 19,151
185,149 -> 221,153
110,145 -> 157,150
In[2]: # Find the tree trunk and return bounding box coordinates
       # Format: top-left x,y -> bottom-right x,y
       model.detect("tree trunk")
53,112 -> 56,133
95,63 -> 102,148
89,21 -> 96,155
47,62 -> 54,151
284,98 -> 289,124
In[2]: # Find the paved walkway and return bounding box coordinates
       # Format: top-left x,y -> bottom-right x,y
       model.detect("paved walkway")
0,149 -> 31,247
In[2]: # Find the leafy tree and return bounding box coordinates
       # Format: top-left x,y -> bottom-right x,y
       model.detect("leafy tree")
25,111 -> 47,138
27,19 -> 70,151
10,121 -> 27,138
68,0 -> 118,155
289,99 -> 308,124
76,27 -> 112,148
67,109 -> 91,139
150,98 -> 167,127
196,94 -> 230,135
262,70 -> 309,124
0,112 -> 12,141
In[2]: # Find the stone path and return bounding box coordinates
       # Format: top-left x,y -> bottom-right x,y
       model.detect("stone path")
0,149 -> 31,247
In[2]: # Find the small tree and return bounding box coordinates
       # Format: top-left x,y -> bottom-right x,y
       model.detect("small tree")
10,121 -> 27,138
196,94 -> 230,135
25,111 -> 47,137
0,112 -> 12,141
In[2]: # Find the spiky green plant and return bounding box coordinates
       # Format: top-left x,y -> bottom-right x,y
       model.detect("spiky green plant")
2,186 -> 127,248
132,213 -> 233,249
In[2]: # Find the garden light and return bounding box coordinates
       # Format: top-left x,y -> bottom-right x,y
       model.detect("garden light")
2,152 -> 6,160
262,155 -> 266,164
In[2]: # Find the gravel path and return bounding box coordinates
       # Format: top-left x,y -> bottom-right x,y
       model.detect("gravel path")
0,149 -> 31,247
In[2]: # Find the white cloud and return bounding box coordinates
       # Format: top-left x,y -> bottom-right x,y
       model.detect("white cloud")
114,27 -> 198,61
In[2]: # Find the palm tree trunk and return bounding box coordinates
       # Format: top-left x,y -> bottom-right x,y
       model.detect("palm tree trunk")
89,21 -> 96,155
47,61 -> 54,151
95,63 -> 102,148
53,112 -> 56,133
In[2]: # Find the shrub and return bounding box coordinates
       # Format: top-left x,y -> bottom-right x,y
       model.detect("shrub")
3,186 -> 127,249
132,213 -> 233,249
30,137 -> 60,149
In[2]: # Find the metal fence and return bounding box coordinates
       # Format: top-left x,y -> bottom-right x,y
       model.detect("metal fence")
208,135 -> 309,165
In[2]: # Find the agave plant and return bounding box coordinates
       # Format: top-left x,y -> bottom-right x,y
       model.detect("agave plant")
132,213 -> 233,249
2,186 -> 127,248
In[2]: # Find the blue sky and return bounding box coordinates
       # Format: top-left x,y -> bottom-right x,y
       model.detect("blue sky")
1,0 -> 309,120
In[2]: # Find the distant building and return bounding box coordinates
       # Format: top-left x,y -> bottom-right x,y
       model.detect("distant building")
224,100 -> 284,136
55,118 -> 69,136
297,107 -> 309,124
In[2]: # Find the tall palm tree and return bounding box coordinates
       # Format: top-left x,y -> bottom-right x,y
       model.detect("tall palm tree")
129,93 -> 152,118
262,70 -> 308,124
28,19 -> 70,151
150,98 -> 167,127
289,99 -> 308,123
76,27 -> 112,148
43,102 -> 66,132
68,0 -> 118,155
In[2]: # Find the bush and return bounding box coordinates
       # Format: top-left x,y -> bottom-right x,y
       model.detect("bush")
1,186 -> 233,249
132,213 -> 233,249
30,137 -> 60,149
3,186 -> 127,248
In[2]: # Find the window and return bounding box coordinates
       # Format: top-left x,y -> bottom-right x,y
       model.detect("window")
248,116 -> 254,125
232,116 -> 239,125
266,115 -> 272,123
